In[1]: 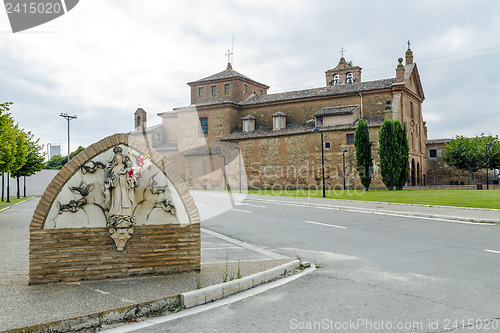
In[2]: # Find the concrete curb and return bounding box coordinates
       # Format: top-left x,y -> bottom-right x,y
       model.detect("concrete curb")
2,259 -> 299,333
180,259 -> 300,308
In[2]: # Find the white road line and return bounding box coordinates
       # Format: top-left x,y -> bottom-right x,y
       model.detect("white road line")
485,250 -> 500,254
202,247 -> 243,250
99,265 -> 316,333
236,203 -> 266,208
304,220 -> 347,229
230,208 -> 252,213
201,228 -> 289,259
245,198 -> 497,225
94,289 -> 110,295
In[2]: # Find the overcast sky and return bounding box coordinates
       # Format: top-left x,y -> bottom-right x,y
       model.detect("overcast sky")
1,0 -> 500,157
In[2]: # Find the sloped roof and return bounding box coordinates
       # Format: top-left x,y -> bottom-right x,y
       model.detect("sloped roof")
174,78 -> 396,110
427,138 -> 450,145
314,105 -> 359,117
222,116 -> 385,141
240,78 -> 395,106
187,64 -> 269,88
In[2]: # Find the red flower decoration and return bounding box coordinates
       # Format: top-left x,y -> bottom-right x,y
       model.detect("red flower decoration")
128,170 -> 134,177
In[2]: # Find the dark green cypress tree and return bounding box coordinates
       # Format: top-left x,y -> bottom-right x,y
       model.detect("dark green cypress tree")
379,119 -> 398,190
354,119 -> 372,190
396,122 -> 409,190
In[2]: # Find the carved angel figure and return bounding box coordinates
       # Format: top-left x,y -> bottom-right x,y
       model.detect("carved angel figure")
104,146 -> 135,218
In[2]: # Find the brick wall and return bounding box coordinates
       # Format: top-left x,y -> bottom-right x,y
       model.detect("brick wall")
29,133 -> 200,285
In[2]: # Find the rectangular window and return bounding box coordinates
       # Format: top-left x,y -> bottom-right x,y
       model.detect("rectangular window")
260,90 -> 263,95
429,149 -> 437,158
224,84 -> 230,94
316,116 -> 323,127
346,133 -> 355,145
324,142 -> 331,149
244,85 -> 248,94
211,86 -> 217,96
199,117 -> 208,136
198,87 -> 204,97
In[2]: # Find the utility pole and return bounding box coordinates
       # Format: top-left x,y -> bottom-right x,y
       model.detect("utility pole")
60,113 -> 77,162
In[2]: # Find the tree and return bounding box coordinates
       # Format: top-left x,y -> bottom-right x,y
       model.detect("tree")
69,146 -> 85,160
45,154 -> 67,170
0,102 -> 16,174
396,122 -> 409,190
11,131 -> 45,198
9,126 -> 29,199
442,135 -> 500,184
44,146 -> 86,170
379,120 -> 408,190
0,102 -> 17,201
354,119 -> 372,190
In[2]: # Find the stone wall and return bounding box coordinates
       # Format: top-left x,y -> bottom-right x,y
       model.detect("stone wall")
29,133 -> 200,285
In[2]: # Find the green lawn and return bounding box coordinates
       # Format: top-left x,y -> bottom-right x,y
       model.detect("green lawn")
246,189 -> 500,209
0,196 -> 32,208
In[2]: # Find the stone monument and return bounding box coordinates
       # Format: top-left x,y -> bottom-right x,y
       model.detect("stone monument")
29,134 -> 200,284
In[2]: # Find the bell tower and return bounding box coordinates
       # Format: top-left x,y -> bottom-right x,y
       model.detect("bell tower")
134,108 -> 147,130
325,48 -> 362,86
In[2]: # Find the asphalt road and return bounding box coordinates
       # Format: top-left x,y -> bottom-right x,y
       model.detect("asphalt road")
108,193 -> 500,332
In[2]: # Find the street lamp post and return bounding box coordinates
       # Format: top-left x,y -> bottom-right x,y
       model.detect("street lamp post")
221,154 -> 227,190
232,146 -> 242,193
312,128 -> 326,198
486,142 -> 493,190
343,149 -> 348,190
6,173 -> 10,203
60,113 -> 77,163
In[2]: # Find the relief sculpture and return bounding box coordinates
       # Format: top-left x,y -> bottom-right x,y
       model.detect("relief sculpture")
44,144 -> 189,251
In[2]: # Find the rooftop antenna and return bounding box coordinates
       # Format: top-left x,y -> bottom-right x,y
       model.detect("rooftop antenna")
231,35 -> 234,65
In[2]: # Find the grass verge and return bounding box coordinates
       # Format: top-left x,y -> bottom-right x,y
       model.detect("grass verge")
246,189 -> 500,209
0,196 -> 32,207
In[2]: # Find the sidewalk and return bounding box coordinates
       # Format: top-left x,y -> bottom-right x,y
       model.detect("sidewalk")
0,198 -> 295,332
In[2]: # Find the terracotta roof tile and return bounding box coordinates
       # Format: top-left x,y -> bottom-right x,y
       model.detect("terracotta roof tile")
314,105 -> 359,117
222,116 -> 385,141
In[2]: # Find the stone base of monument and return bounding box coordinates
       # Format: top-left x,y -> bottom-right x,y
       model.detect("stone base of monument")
29,134 -> 201,284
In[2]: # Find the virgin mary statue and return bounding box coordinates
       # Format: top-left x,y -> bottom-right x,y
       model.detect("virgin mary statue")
104,146 -> 135,221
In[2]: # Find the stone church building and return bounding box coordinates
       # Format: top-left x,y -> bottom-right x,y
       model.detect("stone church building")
132,45 -> 427,190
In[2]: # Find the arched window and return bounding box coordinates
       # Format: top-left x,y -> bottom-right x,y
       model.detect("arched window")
346,72 -> 354,84
333,74 -> 340,85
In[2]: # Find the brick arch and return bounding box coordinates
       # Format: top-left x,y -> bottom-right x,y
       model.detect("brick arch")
29,133 -> 201,284
30,133 -> 200,231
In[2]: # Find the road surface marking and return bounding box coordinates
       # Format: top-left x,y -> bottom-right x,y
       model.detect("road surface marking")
230,208 -> 252,213
304,220 -> 347,229
236,203 -> 266,208
244,198 -> 497,225
202,247 -> 243,250
94,289 -> 110,295
201,228 -> 288,259
99,265 -> 316,333
485,250 -> 500,254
